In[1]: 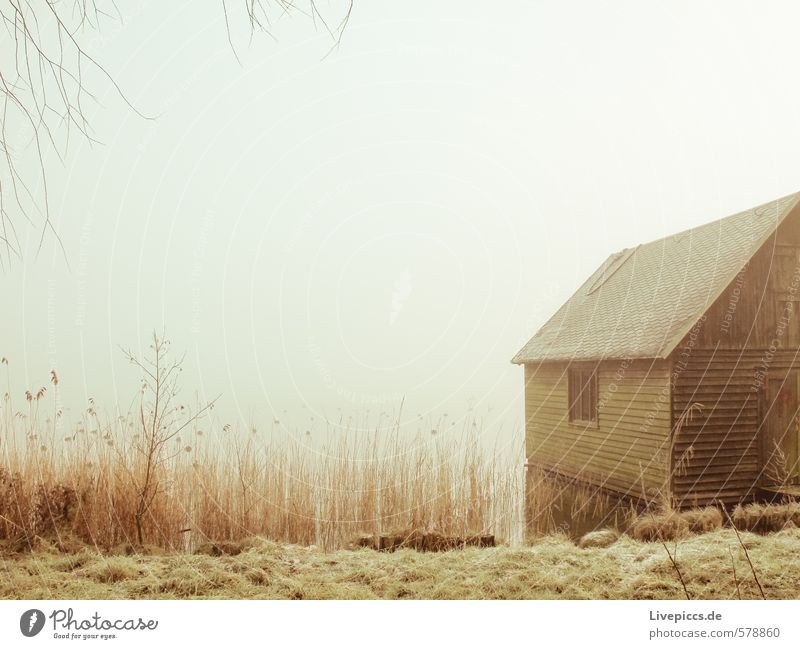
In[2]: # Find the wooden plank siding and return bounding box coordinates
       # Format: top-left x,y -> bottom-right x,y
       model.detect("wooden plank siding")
670,349 -> 760,506
669,349 -> 800,505
668,213 -> 800,505
524,359 -> 672,498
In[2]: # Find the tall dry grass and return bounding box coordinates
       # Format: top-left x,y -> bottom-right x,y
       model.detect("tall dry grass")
0,368 -> 523,552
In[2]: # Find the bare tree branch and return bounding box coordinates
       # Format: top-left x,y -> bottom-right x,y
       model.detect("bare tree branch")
0,1 -> 354,264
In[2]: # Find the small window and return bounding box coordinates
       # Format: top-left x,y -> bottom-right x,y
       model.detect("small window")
568,368 -> 597,423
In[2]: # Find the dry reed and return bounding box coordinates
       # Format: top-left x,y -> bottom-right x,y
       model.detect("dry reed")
0,373 -> 522,552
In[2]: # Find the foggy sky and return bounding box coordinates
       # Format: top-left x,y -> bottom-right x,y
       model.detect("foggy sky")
3,1 -> 800,449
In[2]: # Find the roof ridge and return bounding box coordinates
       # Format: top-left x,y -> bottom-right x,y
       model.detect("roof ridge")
632,190 -> 800,251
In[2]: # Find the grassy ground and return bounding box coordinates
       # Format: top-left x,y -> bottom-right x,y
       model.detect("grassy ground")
2,527 -> 800,599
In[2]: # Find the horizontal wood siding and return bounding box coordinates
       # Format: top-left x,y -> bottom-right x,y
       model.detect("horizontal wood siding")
669,212 -> 800,505
525,359 -> 671,497
670,348 -> 800,506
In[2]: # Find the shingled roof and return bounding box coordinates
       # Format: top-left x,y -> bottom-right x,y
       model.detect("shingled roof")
512,191 -> 800,364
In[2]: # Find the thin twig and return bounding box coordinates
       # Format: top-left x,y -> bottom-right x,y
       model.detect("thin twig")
661,540 -> 691,600
729,546 -> 742,599
723,505 -> 766,600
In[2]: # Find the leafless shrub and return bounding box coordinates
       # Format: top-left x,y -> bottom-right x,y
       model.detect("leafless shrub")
120,332 -> 216,545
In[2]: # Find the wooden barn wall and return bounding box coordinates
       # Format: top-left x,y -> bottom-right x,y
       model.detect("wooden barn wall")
691,211 -> 800,350
670,348 -> 759,506
669,348 -> 800,505
669,210 -> 800,505
524,359 -> 671,497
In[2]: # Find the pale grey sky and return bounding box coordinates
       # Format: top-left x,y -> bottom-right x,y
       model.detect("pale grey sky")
2,1 -> 800,447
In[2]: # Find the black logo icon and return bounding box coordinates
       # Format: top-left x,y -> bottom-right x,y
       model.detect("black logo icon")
20,609 -> 45,637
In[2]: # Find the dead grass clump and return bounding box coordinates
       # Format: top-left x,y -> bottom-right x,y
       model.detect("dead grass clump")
681,507 -> 723,534
242,568 -> 271,586
348,533 -> 376,550
732,502 -> 800,534
110,543 -> 164,557
195,541 -> 249,557
631,511 -> 690,542
48,553 -> 91,573
630,507 -> 724,542
159,559 -> 240,597
54,533 -> 92,555
354,529 -> 496,552
577,529 -> 618,549
77,557 -> 143,584
195,536 -> 268,556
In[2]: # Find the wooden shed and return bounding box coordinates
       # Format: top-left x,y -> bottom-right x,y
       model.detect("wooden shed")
512,191 -> 800,509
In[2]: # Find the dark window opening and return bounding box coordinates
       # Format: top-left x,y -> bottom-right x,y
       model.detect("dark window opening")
568,368 -> 597,423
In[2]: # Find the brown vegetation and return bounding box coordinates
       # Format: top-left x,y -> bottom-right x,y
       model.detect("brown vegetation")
631,511 -> 690,543
630,507 -> 723,542
350,529 -> 495,552
0,358 -> 521,553
732,502 -> 800,534
5,353 -> 800,601
682,507 -> 724,534
577,529 -> 619,549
